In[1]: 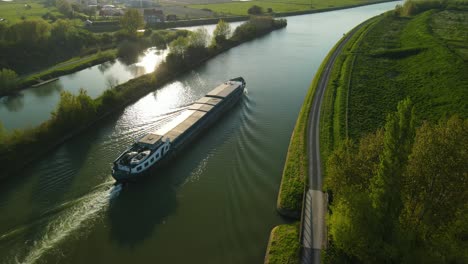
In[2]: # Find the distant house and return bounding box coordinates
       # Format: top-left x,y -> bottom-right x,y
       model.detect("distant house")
99,6 -> 124,16
142,9 -> 164,24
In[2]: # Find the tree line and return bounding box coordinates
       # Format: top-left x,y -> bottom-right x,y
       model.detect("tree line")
324,99 -> 467,263
0,17 -> 288,178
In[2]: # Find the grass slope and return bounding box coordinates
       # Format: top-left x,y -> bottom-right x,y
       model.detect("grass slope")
320,7 -> 468,149
276,34 -> 347,217
264,223 -> 300,264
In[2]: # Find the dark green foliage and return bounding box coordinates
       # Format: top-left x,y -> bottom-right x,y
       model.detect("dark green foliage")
5,19 -> 51,44
370,99 -> 415,216
151,31 -> 167,49
120,9 -> 144,36
232,22 -> 257,40
51,89 -> 97,130
0,19 -> 110,74
326,104 -> 467,263
0,68 -> 18,94
212,19 -> 231,46
369,47 -> 426,59
247,5 -> 262,15
55,0 -> 72,17
117,40 -> 142,64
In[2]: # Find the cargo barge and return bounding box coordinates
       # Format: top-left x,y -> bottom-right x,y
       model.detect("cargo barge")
111,77 -> 246,182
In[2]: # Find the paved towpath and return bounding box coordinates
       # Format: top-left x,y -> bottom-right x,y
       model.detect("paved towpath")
300,23 -> 366,264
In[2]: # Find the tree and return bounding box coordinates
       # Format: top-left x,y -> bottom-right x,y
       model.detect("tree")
212,19 -> 231,45
51,89 -> 96,130
370,98 -> 415,226
0,68 -> 18,94
401,116 -> 468,231
169,36 -> 188,56
188,27 -> 209,48
120,9 -> 144,36
55,0 -> 72,17
248,5 -> 262,15
6,19 -> 51,44
151,31 -> 166,49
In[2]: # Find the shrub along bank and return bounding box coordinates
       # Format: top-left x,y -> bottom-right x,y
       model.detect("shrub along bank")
0,17 -> 287,180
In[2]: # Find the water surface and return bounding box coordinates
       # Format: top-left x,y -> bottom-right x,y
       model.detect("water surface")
0,2 -> 400,263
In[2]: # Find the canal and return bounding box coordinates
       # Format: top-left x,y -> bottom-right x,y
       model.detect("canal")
0,2 -> 399,263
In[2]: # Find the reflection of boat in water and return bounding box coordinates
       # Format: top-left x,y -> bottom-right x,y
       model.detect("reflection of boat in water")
111,77 -> 246,182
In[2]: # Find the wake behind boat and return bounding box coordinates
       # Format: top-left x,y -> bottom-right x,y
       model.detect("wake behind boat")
111,77 -> 246,182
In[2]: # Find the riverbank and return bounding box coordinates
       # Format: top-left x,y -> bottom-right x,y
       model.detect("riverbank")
272,14 -> 378,263
0,18 -> 287,180
276,30 -> 348,218
264,223 -> 300,264
320,2 -> 468,146
319,2 -> 468,262
188,0 -> 399,17
87,0 -> 399,33
2,50 -> 117,98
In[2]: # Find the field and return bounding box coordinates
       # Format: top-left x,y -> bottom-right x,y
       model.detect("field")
188,0 -> 390,16
320,6 -> 468,151
0,0 -> 61,23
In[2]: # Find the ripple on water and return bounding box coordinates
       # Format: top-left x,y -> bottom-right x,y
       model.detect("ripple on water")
2,182 -> 120,264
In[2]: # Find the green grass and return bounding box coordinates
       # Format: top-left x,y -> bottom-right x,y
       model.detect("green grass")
19,49 -> 117,89
264,223 -> 300,264
0,0 -> 61,23
188,0 -> 391,16
320,6 -> 468,149
319,16 -> 380,160
346,9 -> 468,140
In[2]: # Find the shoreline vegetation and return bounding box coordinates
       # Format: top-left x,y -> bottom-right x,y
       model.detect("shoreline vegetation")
273,0 -> 467,263
0,17 -> 287,180
318,0 -> 467,262
275,28 -> 352,219
88,0 -> 399,32
0,0 -> 400,97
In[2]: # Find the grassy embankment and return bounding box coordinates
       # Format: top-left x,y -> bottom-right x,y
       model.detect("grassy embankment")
0,17 -> 287,180
276,22 -> 359,218
270,16 -> 376,263
189,0 -> 396,17
319,15 -> 382,159
320,1 -> 468,152
17,49 -> 117,90
264,223 -> 300,264
319,1 -> 468,262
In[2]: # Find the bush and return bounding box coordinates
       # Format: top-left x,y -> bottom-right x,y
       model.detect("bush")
117,40 -> 141,63
151,31 -> 167,49
0,68 -> 19,94
248,5 -> 263,15
232,22 -> 257,41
